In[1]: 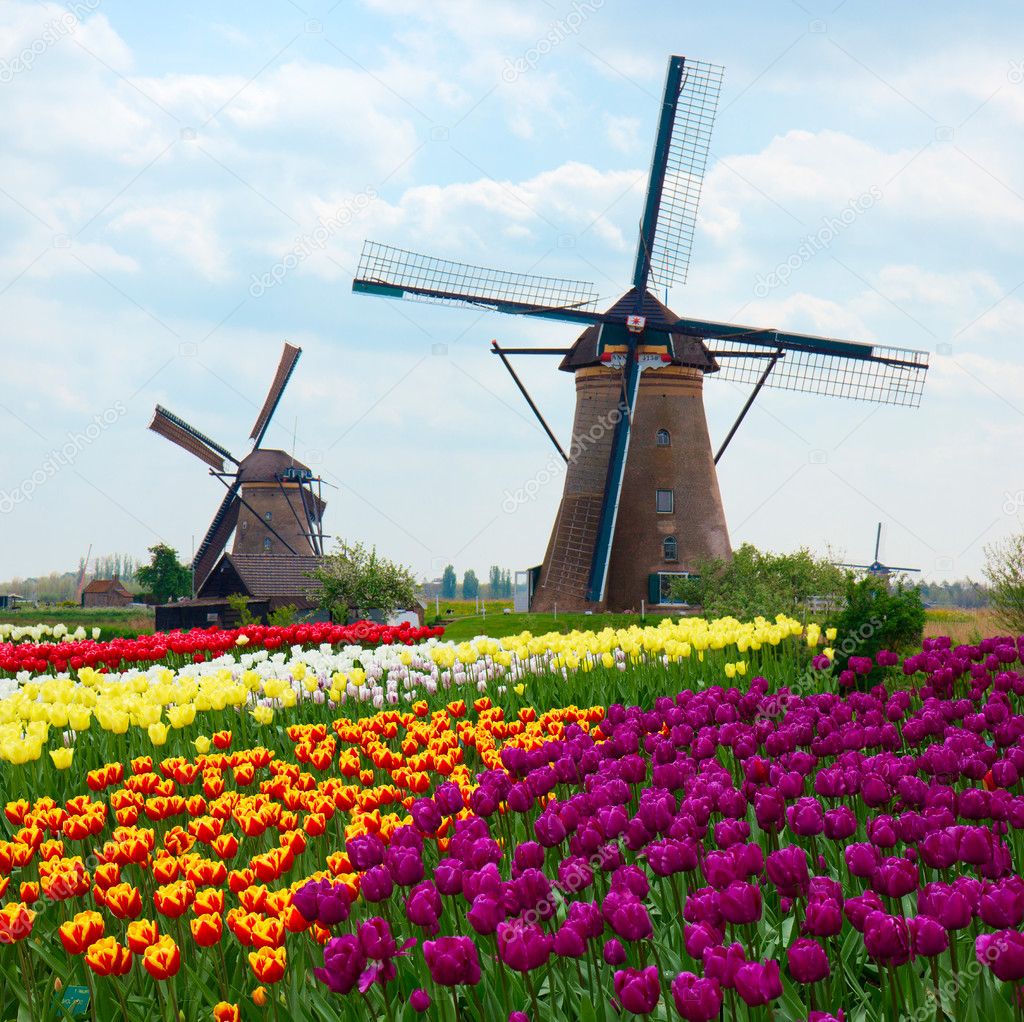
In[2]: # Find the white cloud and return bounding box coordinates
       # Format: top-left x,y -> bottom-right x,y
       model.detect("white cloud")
604,113 -> 641,154
110,203 -> 229,281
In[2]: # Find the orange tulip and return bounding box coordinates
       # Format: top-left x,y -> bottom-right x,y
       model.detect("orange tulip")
190,913 -> 224,948
194,889 -> 225,916
211,833 -> 239,861
142,935 -> 181,981
0,903 -> 34,944
85,936 -> 133,977
248,945 -> 286,984
4,799 -> 29,825
126,918 -> 160,955
250,916 -> 285,949
102,883 -> 141,920
213,1003 -> 241,1022
154,880 -> 194,919
252,986 -> 268,1007
58,911 -> 105,955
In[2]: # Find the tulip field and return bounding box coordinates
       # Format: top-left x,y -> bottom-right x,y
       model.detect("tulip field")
2,616 -> 1024,1020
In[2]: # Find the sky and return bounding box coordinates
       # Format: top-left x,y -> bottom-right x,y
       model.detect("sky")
1,0 -> 1022,585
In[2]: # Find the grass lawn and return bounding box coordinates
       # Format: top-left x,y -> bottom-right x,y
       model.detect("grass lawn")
437,610 -> 678,642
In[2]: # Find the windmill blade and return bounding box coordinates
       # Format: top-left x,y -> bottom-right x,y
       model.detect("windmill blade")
149,406 -> 235,472
250,343 -> 302,448
884,566 -> 921,574
587,324 -> 641,604
689,317 -> 929,406
192,485 -> 242,589
874,522 -> 884,562
633,56 -> 724,293
353,241 -> 605,326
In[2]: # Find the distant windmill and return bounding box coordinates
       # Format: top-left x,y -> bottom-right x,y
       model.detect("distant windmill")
837,523 -> 920,579
148,343 -> 326,589
353,55 -> 930,612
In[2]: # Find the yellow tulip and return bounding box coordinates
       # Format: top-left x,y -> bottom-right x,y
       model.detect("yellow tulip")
194,736 -> 211,754
148,722 -> 169,746
251,706 -> 274,725
49,747 -> 74,770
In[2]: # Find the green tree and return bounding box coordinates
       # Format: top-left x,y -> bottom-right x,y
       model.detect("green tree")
312,540 -> 418,622
136,544 -> 192,603
462,569 -> 479,599
984,533 -> 1024,631
488,565 -> 502,597
440,565 -> 457,599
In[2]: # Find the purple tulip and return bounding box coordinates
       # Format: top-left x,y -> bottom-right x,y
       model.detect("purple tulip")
863,911 -> 912,965
409,988 -> 431,1013
603,938 -> 627,966
787,938 -> 830,984
314,934 -> 366,995
467,893 -> 504,936
734,960 -> 783,1007
423,936 -> 481,986
497,921 -> 552,973
976,930 -> 1024,981
909,916 -> 949,957
671,972 -> 723,1021
719,880 -> 762,926
613,966 -> 661,1015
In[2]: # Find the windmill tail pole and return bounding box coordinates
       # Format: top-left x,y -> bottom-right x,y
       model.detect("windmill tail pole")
714,348 -> 783,464
491,342 -> 568,463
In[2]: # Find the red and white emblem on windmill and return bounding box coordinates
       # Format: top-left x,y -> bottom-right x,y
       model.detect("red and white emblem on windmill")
626,315 -> 646,334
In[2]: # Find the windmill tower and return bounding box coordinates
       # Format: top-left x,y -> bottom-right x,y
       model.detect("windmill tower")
837,523 -> 920,580
149,343 -> 326,589
353,55 -> 930,612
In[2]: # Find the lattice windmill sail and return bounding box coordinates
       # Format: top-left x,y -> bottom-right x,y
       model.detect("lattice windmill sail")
837,522 -> 920,579
149,343 -> 326,590
353,54 -> 930,612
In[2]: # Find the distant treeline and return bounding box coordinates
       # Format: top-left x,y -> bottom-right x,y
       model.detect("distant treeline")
1,552 -> 140,604
917,579 -> 990,608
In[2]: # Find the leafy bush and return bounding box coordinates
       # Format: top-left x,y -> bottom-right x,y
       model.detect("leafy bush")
671,543 -> 847,620
267,604 -> 298,626
226,593 -> 256,626
984,533 -> 1024,633
828,574 -> 924,670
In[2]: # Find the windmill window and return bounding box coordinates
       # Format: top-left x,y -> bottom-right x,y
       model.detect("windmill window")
263,511 -> 272,522
663,536 -> 678,561
656,429 -> 670,447
656,489 -> 674,514
263,537 -> 272,551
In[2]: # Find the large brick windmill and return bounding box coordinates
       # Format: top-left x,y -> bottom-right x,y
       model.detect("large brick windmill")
353,55 -> 929,612
149,343 -> 326,590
